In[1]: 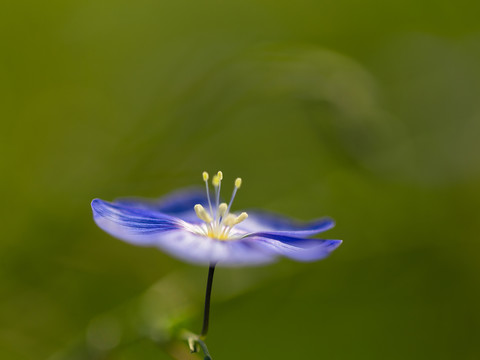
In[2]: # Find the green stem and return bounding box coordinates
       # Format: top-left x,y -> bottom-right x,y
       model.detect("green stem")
201,264 -> 216,337
196,338 -> 212,360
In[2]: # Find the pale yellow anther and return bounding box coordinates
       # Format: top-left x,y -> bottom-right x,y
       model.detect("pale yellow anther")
235,177 -> 242,188
218,203 -> 228,217
235,212 -> 248,225
223,214 -> 237,227
223,212 -> 248,227
193,171 -> 247,240
194,204 -> 212,223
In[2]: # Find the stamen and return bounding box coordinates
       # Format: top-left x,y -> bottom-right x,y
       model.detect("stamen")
195,171 -> 247,241
234,177 -> 242,188
194,204 -> 213,223
212,172 -> 222,222
235,212 -> 248,225
202,171 -> 209,181
223,212 -> 248,227
227,177 -> 242,214
221,212 -> 248,238
218,203 -> 228,218
202,171 -> 213,217
223,214 -> 237,228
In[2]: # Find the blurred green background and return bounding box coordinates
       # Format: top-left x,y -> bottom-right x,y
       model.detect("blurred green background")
2,0 -> 480,359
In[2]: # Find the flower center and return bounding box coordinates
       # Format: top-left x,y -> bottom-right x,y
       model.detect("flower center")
193,171 -> 248,241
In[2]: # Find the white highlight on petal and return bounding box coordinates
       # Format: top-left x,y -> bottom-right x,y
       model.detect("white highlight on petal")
153,229 -> 275,266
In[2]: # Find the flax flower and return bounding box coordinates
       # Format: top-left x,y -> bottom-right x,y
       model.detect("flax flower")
91,171 -> 342,266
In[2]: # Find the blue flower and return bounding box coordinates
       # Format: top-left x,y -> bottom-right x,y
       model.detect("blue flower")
91,171 -> 342,266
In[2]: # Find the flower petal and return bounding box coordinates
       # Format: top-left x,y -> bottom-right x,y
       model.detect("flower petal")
115,187 -> 209,221
91,199 -> 183,246
249,236 -> 342,262
152,232 -> 277,266
240,212 -> 335,238
92,195 -> 342,266
92,198 -> 276,266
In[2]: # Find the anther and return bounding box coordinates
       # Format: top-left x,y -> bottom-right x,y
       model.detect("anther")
218,203 -> 228,218
217,171 -> 223,180
194,204 -> 213,223
235,177 -> 242,188
212,175 -> 220,187
235,212 -> 248,225
223,214 -> 237,227
223,212 -> 248,227
202,171 -> 209,181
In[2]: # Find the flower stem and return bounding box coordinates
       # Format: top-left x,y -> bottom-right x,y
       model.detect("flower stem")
201,264 -> 216,338
196,338 -> 212,360
182,331 -> 213,360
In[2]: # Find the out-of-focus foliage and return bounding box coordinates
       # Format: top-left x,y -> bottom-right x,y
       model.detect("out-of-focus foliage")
1,0 -> 480,359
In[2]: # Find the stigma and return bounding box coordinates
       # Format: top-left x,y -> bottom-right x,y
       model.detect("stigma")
193,171 -> 247,240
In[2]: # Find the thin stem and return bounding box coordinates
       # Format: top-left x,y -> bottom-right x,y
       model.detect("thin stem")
181,331 -> 213,360
201,264 -> 216,338
196,338 -> 212,360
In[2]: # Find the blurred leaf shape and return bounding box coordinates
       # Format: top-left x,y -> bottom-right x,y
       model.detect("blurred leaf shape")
163,43 -> 407,180
370,34 -> 480,185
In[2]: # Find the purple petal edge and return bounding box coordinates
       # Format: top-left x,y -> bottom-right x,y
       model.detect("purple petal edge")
250,237 -> 342,262
91,198 -> 183,246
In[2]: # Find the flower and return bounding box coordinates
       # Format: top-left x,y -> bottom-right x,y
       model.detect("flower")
91,171 -> 342,266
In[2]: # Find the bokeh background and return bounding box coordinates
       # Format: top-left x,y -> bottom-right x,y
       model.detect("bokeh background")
2,0 -> 480,359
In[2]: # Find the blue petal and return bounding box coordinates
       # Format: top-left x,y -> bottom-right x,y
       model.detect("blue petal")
151,233 -> 277,266
239,212 -> 335,238
115,187 -> 209,221
92,197 -> 342,266
91,199 -> 183,246
92,198 -> 276,266
251,236 -> 342,262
